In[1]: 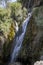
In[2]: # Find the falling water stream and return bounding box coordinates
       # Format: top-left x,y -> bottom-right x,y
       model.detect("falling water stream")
10,12 -> 32,64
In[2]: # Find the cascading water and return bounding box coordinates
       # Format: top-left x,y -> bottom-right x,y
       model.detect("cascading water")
10,12 -> 32,63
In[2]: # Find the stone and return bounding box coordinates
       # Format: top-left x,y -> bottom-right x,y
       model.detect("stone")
9,62 -> 22,65
34,61 -> 43,65
17,6 -> 43,65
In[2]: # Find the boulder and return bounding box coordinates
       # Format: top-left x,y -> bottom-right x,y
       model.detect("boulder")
34,61 -> 43,65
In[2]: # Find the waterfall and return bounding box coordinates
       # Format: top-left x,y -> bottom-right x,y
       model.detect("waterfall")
10,12 -> 32,63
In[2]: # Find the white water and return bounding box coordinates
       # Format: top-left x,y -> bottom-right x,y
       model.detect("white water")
10,12 -> 32,63
15,21 -> 19,32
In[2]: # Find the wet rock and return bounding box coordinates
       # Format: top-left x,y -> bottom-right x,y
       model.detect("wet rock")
22,0 -> 43,9
34,61 -> 43,65
9,62 -> 22,65
17,6 -> 43,65
33,0 -> 43,7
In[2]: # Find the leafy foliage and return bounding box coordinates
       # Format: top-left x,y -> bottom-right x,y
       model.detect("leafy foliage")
0,7 -> 15,40
0,2 -> 27,41
9,2 -> 22,21
9,2 -> 27,26
0,8 -> 11,21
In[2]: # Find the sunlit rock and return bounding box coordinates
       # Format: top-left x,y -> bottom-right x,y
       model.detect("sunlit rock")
34,61 -> 43,65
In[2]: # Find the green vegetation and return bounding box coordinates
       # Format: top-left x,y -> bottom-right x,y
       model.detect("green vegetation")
9,2 -> 27,26
0,2 -> 27,40
0,2 -> 27,62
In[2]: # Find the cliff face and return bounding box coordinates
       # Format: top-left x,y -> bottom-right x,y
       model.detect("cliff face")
21,0 -> 43,8
17,6 -> 43,65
